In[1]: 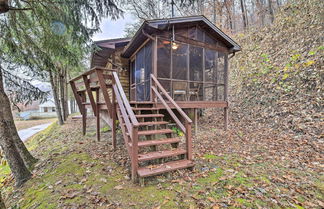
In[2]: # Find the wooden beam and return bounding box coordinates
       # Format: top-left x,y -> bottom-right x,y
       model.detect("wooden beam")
83,75 -> 97,117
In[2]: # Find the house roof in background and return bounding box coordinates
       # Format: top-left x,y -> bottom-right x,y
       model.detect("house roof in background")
90,37 -> 131,68
39,100 -> 55,108
122,15 -> 241,58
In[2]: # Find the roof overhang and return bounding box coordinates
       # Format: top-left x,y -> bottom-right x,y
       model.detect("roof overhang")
122,15 -> 241,58
90,38 -> 131,68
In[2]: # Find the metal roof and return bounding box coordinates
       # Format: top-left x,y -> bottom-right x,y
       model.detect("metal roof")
122,15 -> 241,58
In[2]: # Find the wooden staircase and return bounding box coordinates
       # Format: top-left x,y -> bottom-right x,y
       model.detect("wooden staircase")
69,67 -> 194,183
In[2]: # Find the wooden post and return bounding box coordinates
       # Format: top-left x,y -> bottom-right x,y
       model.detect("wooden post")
112,77 -> 117,150
224,105 -> 228,131
81,92 -> 87,136
83,75 -> 97,116
194,108 -> 198,135
131,126 -> 139,182
224,54 -> 229,130
186,122 -> 192,161
96,89 -> 100,141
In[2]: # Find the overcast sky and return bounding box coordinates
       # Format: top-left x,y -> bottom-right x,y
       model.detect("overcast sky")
92,13 -> 135,41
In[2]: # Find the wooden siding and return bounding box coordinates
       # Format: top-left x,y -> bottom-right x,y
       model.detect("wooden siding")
105,47 -> 130,99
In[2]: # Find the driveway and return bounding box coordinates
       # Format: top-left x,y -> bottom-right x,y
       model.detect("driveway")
18,122 -> 53,141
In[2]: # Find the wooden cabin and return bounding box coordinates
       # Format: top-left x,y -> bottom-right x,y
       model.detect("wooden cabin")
92,16 -> 240,121
70,16 -> 241,183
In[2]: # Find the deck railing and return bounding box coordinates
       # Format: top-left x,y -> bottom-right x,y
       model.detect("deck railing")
150,74 -> 193,160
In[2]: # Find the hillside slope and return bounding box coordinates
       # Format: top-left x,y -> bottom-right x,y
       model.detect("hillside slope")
230,0 -> 323,139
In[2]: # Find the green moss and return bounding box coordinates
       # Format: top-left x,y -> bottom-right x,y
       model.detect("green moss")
100,126 -> 110,133
197,168 -> 223,184
203,153 -> 218,160
235,198 -> 253,208
26,122 -> 59,151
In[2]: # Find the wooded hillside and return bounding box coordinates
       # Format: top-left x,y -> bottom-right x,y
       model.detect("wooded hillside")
231,0 -> 323,139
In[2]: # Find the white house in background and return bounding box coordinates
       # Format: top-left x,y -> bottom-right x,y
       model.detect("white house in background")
39,100 -> 56,113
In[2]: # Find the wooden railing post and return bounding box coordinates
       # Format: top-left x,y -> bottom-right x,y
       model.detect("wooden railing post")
185,121 -> 192,161
112,74 -> 117,150
131,126 -> 138,182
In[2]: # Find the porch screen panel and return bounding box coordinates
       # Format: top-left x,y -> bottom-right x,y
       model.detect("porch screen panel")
217,52 -> 225,101
135,46 -> 145,101
144,41 -> 152,101
172,43 -> 188,80
204,49 -> 218,101
189,46 -> 203,81
157,39 -> 171,79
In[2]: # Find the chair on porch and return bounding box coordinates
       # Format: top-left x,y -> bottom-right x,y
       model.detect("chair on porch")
172,81 -> 187,101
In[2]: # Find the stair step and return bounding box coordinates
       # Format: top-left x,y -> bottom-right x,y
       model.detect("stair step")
132,107 -> 161,111
138,148 -> 187,162
138,121 -> 169,126
137,160 -> 194,177
82,102 -> 105,105
126,129 -> 174,136
135,114 -> 164,118
130,101 -> 154,105
128,138 -> 181,147
138,129 -> 173,136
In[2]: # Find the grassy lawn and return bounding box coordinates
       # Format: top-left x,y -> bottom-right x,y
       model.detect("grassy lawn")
14,118 -> 57,131
1,116 -> 323,208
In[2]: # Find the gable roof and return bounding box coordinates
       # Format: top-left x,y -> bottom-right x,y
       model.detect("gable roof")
122,15 -> 241,58
90,37 -> 131,68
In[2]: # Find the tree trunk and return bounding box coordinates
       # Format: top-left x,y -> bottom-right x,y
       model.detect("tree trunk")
59,70 -> 66,121
0,191 -> 5,209
49,69 -> 64,125
268,0 -> 274,23
256,0 -> 265,26
240,0 -> 247,29
0,70 -> 31,187
0,0 -> 9,14
64,69 -> 69,119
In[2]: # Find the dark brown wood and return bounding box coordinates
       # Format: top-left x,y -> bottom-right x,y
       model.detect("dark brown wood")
135,114 -> 164,118
138,148 -> 187,162
152,86 -> 186,133
112,72 -> 139,126
129,137 -> 181,148
137,159 -> 194,177
112,78 -> 117,150
186,122 -> 192,161
131,126 -> 138,182
83,75 -> 97,116
96,69 -> 113,117
96,89 -> 100,141
135,129 -> 174,136
151,75 -> 192,123
138,121 -> 169,126
70,81 -> 84,115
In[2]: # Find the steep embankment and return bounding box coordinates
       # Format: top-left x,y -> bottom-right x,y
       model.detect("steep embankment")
230,0 -> 323,139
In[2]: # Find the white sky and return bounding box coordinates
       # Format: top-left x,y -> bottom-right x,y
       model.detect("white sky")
92,13 -> 135,41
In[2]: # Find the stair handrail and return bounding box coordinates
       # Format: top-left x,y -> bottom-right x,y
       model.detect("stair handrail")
112,71 -> 139,181
151,74 -> 192,133
112,72 -> 139,127
151,74 -> 192,160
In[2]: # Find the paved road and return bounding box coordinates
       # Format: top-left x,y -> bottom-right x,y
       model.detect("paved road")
18,122 -> 53,142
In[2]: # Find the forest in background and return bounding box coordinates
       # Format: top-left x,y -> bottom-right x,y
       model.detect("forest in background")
124,0 -> 288,36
